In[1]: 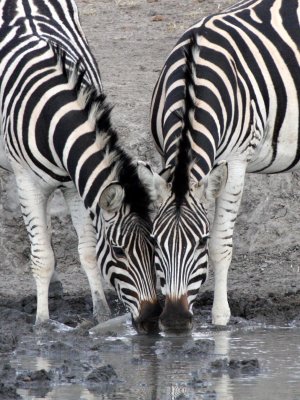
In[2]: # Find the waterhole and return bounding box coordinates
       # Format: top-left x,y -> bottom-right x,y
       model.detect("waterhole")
9,323 -> 300,400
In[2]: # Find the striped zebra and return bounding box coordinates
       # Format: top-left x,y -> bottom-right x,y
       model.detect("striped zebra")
0,0 -> 161,333
138,0 -> 300,331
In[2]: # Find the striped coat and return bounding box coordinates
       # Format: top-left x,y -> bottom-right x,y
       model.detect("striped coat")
0,0 -> 160,332
138,0 -> 300,330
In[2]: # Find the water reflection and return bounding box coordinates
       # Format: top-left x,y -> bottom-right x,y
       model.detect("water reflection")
11,325 -> 300,400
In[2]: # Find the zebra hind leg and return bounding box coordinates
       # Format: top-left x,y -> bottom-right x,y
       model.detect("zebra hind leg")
62,187 -> 111,323
13,166 -> 56,324
45,209 -> 64,299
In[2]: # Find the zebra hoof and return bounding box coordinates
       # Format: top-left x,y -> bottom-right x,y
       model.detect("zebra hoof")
212,306 -> 230,326
34,319 -> 74,333
212,309 -> 231,326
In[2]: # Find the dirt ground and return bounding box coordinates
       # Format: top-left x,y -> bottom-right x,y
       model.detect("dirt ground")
1,2 -> 300,391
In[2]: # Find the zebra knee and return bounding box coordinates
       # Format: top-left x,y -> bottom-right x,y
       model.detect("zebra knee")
30,247 -> 56,282
78,245 -> 97,271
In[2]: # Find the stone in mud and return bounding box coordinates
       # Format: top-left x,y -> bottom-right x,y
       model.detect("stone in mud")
174,394 -> 189,400
53,361 -> 76,382
20,295 -> 37,315
0,333 -> 18,353
0,307 -> 32,325
17,369 -> 52,384
0,383 -> 22,399
0,363 -> 16,383
89,313 -> 130,336
86,364 -> 118,383
202,391 -> 217,400
48,341 -> 74,351
229,359 -> 260,375
182,339 -> 214,356
131,356 -> 146,365
187,376 -> 208,388
210,358 -> 228,371
210,358 -> 260,377
33,319 -> 74,334
48,280 -> 63,299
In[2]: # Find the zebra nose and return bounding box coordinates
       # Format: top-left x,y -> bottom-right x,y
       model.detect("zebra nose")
133,300 -> 162,334
159,295 -> 193,333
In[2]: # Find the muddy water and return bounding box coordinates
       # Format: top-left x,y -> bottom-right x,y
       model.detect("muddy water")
9,322 -> 300,400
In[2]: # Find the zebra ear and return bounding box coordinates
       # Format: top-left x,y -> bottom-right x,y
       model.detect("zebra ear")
204,161 -> 228,201
137,161 -> 171,203
193,161 -> 228,202
99,182 -> 125,212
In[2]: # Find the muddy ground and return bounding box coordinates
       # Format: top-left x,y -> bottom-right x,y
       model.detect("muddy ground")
1,0 -> 300,398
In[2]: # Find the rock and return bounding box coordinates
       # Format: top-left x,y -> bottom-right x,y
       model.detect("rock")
0,383 -> 22,399
0,333 -> 18,353
227,359 -> 260,374
17,369 -> 52,385
203,391 -> 217,400
89,313 -> 130,336
48,280 -> 63,299
182,339 -> 214,356
86,364 -> 118,383
188,376 -> 208,388
210,358 -> 260,377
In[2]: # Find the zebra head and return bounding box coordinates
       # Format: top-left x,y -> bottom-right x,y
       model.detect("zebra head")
94,159 -> 161,334
138,161 -> 227,332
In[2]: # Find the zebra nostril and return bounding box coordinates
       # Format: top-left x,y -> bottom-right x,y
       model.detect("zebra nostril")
132,301 -> 161,334
133,317 -> 160,335
159,295 -> 193,332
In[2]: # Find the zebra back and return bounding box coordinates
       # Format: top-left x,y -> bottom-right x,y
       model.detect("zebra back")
0,0 -> 102,92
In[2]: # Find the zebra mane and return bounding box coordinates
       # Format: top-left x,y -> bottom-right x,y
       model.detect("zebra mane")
53,45 -> 151,220
171,35 -> 198,208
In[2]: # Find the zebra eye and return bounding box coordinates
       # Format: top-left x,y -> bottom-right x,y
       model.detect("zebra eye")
112,246 -> 125,258
200,236 -> 209,245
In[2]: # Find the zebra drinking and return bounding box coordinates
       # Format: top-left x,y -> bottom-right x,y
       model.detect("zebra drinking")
0,0 -> 161,333
138,0 -> 300,331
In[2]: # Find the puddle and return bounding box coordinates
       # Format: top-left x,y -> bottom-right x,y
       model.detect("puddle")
9,324 -> 300,400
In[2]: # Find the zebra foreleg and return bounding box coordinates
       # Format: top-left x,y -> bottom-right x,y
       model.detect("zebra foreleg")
62,188 -> 111,322
209,161 -> 246,326
13,167 -> 55,324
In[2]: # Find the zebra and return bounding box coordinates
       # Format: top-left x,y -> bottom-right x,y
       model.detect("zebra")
138,0 -> 300,331
0,0 -> 161,333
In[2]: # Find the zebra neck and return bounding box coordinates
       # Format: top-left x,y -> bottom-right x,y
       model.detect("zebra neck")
53,120 -> 121,212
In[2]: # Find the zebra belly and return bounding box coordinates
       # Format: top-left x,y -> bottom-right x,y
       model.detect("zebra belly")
246,124 -> 300,174
0,135 -> 12,172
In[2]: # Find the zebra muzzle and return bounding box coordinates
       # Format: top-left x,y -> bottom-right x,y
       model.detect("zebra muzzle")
132,300 -> 162,334
159,295 -> 193,333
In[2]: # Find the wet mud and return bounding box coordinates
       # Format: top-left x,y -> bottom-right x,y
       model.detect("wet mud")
0,289 -> 299,399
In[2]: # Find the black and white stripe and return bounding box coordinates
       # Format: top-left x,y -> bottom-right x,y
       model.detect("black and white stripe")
0,0 -> 160,332
147,0 -> 300,330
